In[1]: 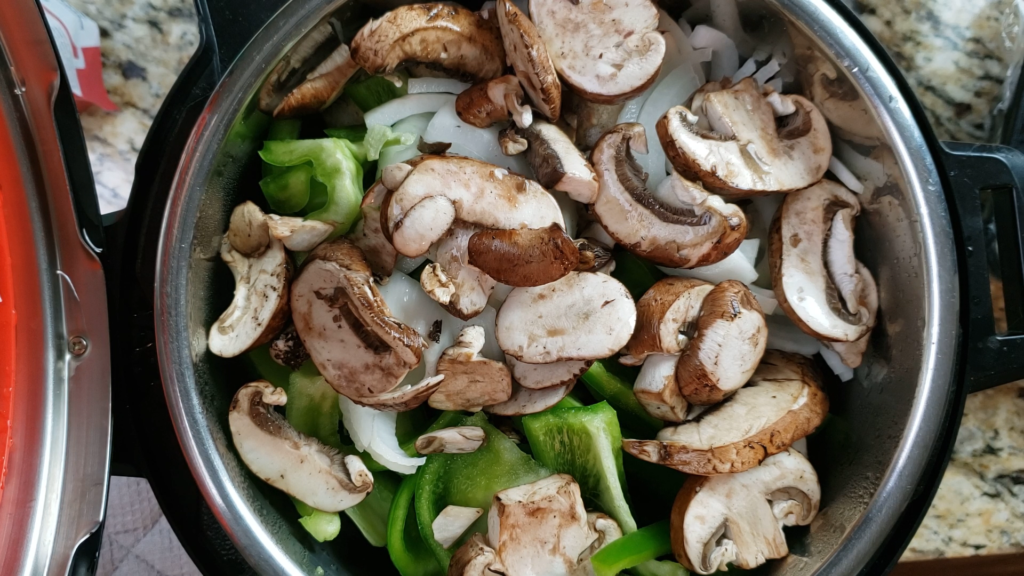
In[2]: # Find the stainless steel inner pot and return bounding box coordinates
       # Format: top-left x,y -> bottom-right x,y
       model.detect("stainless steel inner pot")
155,0 -> 961,574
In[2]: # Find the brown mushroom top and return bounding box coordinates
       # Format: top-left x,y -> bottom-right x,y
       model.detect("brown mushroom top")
496,0 -> 561,121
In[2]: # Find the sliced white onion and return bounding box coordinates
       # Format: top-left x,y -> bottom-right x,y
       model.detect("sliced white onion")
746,284 -> 778,315
338,396 -> 426,474
765,314 -> 819,356
682,0 -> 710,23
488,283 -> 515,310
689,25 -> 739,81
637,63 -> 702,190
738,238 -> 759,266
552,191 -> 579,238
364,93 -> 456,127
748,193 -> 785,237
828,156 -> 866,194
394,255 -> 427,275
660,9 -> 693,61
765,78 -> 784,94
710,0 -> 754,55
377,112 -> 434,176
819,343 -> 855,382
408,77 -> 471,95
424,100 -> 532,175
834,140 -> 887,190
581,222 -> 616,248
432,506 -> 483,549
677,17 -> 693,37
618,95 -> 646,124
753,58 -> 781,87
732,57 -> 758,82
658,239 -> 759,284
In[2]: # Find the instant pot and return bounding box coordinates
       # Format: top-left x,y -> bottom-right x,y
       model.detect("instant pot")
2,0 -> 1023,574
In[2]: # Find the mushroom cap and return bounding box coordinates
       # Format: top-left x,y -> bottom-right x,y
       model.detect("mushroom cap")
229,381 -> 373,512
799,48 -> 883,145
415,426 -> 487,455
456,75 -> 534,129
208,210 -> 292,359
274,43 -> 361,118
506,356 -> 592,390
624,351 -> 828,475
430,326 -> 513,411
676,280 -> 768,406
421,222 -> 497,320
634,353 -> 689,423
350,3 -> 506,83
622,277 -> 714,366
496,271 -> 637,363
591,124 -> 747,268
497,0 -> 561,121
267,213 -> 334,252
670,449 -> 820,574
382,156 -> 564,258
826,261 -> 879,368
518,120 -> 599,204
348,181 -> 398,278
467,224 -> 579,287
530,0 -> 666,103
449,533 -> 507,576
657,78 -> 832,197
268,324 -> 309,370
769,179 -> 872,342
484,380 -> 575,416
226,200 -> 271,257
290,239 -> 426,399
258,21 -> 337,115
488,474 -> 597,575
347,375 -> 445,412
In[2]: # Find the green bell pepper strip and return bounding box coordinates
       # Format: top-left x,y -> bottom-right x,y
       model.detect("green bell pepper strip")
268,118 -> 302,141
415,412 -> 551,569
292,498 -> 341,543
245,344 -> 292,390
388,475 -> 444,576
326,124 -> 415,162
286,362 -> 344,450
345,471 -> 401,547
581,361 -> 663,438
631,560 -> 690,576
324,125 -> 368,142
590,520 -> 674,576
260,164 -> 316,215
522,402 -> 637,533
345,71 -> 409,111
611,250 -> 665,300
259,138 -> 367,235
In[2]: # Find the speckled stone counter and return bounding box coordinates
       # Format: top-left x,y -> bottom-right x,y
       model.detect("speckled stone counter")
73,0 -> 1024,567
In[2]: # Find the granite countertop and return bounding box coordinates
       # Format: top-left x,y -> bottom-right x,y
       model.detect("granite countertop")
71,0 -> 1024,567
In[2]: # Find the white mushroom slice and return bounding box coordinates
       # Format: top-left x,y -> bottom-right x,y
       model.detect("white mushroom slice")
574,238 -> 613,273
497,0 -> 561,121
348,375 -> 445,412
530,0 -> 666,103
799,48 -> 882,145
290,239 -> 426,400
350,4 -> 506,82
827,262 -> 879,368
496,272 -> 636,363
450,533 -> 507,576
456,75 -> 533,128
658,78 -> 832,197
433,506 -> 485,549
670,449 -> 821,574
266,214 -> 334,252
485,381 -> 574,416
506,356 -> 591,390
415,426 -> 487,454
258,22 -> 336,114
676,280 -> 768,406
488,474 -> 598,576
624,351 -> 828,475
275,44 -> 361,118
430,326 -> 512,411
499,125 -> 529,155
382,155 -> 564,257
634,354 -> 688,423
422,223 -> 497,320
229,381 -> 373,512
570,97 -> 626,151
208,205 -> 291,359
621,277 -> 713,366
516,120 -> 599,204
467,224 -> 579,288
347,181 -> 397,277
591,124 -> 747,268
226,201 -> 271,257
769,180 -> 873,342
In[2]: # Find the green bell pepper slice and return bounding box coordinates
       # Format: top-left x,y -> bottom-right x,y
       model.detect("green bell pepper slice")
245,344 -> 292,390
388,475 -> 444,576
345,471 -> 401,547
581,361 -> 663,438
292,498 -> 341,543
415,412 -> 551,569
345,71 -> 409,111
590,520 -> 675,576
612,250 -> 665,300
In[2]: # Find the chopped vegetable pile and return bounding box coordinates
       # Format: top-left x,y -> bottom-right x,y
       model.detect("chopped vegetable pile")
208,0 -> 886,573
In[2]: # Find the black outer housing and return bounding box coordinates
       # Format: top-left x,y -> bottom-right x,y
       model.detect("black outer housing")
88,1 -> 1024,575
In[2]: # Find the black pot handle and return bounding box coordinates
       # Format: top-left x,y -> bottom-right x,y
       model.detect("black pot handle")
939,142 -> 1024,394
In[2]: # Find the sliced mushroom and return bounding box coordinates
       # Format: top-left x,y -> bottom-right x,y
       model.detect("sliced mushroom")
381,156 -> 564,258
258,21 -> 339,114
530,0 -> 666,103
769,179 -> 872,342
574,238 -> 613,273
450,533 -> 507,576
497,0 -> 561,121
624,351 -> 828,475
634,353 -> 688,423
266,213 -> 334,252
658,78 -> 832,197
496,272 -> 636,363
269,324 -> 309,370
208,204 -> 291,358
799,48 -> 882,145
415,426 -> 487,454
826,262 -> 878,368
351,4 -> 506,83
488,474 -> 598,576
456,75 -> 533,128
514,120 -> 599,203
348,375 -> 445,412
506,355 -> 591,390
670,449 -> 820,574
591,124 -> 747,268
499,125 -> 529,155
422,222 -> 497,320
348,181 -> 398,277
229,381 -> 373,512
485,381 -> 574,416
275,44 -> 361,118
291,239 -> 426,399
570,97 -> 626,151
433,505 -> 485,549
621,277 -> 714,366
467,224 -> 579,287
430,326 -> 513,411
577,512 -> 623,573
676,280 -> 768,405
